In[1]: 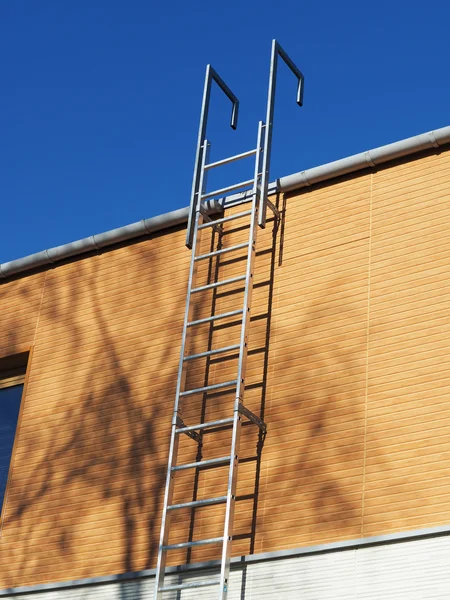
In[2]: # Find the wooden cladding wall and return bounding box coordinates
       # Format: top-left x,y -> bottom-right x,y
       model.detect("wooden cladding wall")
1,147 -> 450,587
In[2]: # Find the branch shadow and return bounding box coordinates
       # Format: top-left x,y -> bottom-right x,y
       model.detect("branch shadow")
0,198 -> 390,600
0,236 -> 189,593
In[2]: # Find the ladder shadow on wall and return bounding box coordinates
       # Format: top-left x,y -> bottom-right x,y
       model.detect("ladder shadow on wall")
172,197 -> 283,597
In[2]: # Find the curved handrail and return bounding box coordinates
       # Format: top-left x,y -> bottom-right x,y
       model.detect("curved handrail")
259,40 -> 304,228
186,65 -> 239,248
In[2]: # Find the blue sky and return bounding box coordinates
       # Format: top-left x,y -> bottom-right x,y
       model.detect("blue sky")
1,1 -> 449,263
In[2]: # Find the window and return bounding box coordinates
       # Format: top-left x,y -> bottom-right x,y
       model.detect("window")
0,352 -> 28,512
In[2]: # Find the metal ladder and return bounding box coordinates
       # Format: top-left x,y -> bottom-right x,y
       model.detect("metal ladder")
155,41 -> 304,599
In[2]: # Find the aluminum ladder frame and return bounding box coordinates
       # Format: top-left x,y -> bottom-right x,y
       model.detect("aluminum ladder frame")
154,41 -> 303,599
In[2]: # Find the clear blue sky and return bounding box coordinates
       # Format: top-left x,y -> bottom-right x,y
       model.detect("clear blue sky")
1,1 -> 449,263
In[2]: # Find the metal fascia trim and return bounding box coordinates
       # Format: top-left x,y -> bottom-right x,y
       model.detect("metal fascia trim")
0,251 -> 53,279
279,125 -> 450,192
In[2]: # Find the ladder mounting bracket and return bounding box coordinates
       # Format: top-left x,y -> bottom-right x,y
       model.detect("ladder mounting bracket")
238,402 -> 267,435
176,416 -> 201,442
199,205 -> 223,236
266,199 -> 280,220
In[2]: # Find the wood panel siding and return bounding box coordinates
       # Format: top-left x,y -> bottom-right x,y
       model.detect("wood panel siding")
0,147 -> 450,587
365,151 -> 450,536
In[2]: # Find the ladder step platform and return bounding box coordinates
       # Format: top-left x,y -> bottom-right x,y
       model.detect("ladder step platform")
184,344 -> 240,361
179,380 -> 237,397
172,455 -> 231,471
198,209 -> 252,229
191,275 -> 246,294
163,536 -> 224,551
168,496 -> 227,511
194,242 -> 249,261
158,579 -> 221,592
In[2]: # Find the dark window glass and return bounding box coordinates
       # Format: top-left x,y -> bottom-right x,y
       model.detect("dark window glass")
0,384 -> 23,507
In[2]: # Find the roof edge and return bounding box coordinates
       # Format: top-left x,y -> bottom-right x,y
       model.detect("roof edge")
1,125 -> 449,280
0,207 -> 190,280
278,125 -> 450,191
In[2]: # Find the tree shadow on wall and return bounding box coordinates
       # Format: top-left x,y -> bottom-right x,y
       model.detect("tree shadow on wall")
0,215 -> 387,599
0,238 -> 190,592
0,214 -> 279,596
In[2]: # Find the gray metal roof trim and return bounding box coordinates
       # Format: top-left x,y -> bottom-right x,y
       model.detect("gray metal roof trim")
0,208 -> 199,280
1,125 -> 450,281
278,125 -> 450,192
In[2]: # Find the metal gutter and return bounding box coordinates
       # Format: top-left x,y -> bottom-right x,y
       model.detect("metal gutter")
0,207 -> 190,280
0,199 -> 221,280
2,522 -> 450,596
1,125 -> 449,281
279,125 -> 450,192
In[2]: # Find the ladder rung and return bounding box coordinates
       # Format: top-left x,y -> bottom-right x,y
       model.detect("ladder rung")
179,380 -> 237,397
201,179 -> 254,200
204,148 -> 257,170
198,209 -> 252,229
191,275 -> 246,294
159,579 -> 221,592
163,537 -> 224,550
184,344 -> 240,362
172,455 -> 231,471
194,242 -> 249,261
187,309 -> 244,328
176,417 -> 234,434
168,496 -> 227,511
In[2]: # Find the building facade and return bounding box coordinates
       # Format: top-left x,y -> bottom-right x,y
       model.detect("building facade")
1,126 -> 450,598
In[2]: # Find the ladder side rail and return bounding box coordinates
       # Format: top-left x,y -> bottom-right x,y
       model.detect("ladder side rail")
186,65 -> 239,249
175,141 -> 210,405
218,120 -> 265,598
259,39 -> 304,229
154,141 -> 210,599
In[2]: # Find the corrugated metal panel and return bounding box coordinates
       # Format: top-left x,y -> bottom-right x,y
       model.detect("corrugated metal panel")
5,534 -> 450,598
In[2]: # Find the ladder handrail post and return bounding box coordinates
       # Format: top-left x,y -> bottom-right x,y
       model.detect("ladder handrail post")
186,65 -> 239,249
259,39 -> 304,229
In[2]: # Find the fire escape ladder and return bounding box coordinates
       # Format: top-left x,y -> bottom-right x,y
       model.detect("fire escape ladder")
155,41 -> 303,599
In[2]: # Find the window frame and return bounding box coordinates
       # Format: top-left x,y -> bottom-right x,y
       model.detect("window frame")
0,373 -> 26,389
0,347 -> 32,536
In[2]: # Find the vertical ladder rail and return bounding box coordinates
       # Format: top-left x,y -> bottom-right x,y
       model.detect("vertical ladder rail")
219,120 -> 265,597
259,39 -> 304,229
154,141 -> 210,599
